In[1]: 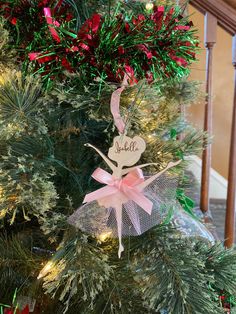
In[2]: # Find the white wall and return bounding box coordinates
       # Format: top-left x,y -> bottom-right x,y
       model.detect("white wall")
187,156 -> 227,199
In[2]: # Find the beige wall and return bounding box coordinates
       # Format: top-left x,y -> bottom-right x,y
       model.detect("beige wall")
188,5 -> 234,178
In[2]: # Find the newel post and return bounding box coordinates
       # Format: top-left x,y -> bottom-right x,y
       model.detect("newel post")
200,13 -> 217,213
224,35 -> 236,248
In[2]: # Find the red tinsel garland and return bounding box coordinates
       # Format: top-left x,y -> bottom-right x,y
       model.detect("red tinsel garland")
4,305 -> 29,314
1,1 -> 199,86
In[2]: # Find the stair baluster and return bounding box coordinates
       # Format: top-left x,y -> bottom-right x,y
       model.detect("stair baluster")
200,13 -> 217,213
224,35 -> 236,247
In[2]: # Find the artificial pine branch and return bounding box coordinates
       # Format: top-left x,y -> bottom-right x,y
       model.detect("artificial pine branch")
133,236 -> 223,314
0,71 -> 45,133
0,72 -> 58,224
0,231 -> 44,302
36,224 -> 236,314
0,17 -> 16,74
203,243 -> 236,296
41,230 -> 113,313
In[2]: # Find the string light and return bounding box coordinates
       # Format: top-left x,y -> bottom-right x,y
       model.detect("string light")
0,75 -> 4,85
147,133 -> 156,140
37,261 -> 53,279
145,1 -> 154,11
98,231 -> 112,242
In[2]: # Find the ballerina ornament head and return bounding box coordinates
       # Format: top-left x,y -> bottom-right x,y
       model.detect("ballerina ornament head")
108,135 -> 146,168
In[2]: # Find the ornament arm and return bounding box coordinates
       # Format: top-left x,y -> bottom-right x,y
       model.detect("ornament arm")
121,163 -> 158,176
84,143 -> 117,172
137,160 -> 182,190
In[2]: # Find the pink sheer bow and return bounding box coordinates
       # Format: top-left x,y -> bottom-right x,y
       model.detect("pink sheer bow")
84,167 -> 153,257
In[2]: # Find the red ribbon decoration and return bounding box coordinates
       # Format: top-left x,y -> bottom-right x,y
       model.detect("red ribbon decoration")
137,44 -> 153,60
175,25 -> 190,31
4,305 -> 29,314
170,54 -> 188,67
151,6 -> 165,30
77,13 -> 101,42
43,7 -> 61,43
28,52 -> 56,64
124,65 -> 138,85
28,7 -> 75,73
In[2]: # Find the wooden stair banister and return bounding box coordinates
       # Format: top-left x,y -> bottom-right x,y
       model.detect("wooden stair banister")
189,0 -> 236,246
190,0 -> 236,34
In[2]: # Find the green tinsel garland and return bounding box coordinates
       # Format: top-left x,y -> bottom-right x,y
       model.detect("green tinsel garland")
1,1 -> 199,88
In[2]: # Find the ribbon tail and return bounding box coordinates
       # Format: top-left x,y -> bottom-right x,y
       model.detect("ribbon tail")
125,188 -> 153,215
83,186 -> 117,203
126,205 -> 141,235
114,204 -> 124,258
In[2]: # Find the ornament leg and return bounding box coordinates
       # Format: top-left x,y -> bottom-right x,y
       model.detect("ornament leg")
115,204 -> 124,258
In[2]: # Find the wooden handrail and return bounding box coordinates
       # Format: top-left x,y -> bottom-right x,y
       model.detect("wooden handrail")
190,0 -> 236,35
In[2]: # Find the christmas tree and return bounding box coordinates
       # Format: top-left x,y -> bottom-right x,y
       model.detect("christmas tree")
0,1 -> 236,313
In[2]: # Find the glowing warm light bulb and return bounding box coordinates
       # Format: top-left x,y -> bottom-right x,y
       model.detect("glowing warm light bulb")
98,231 -> 112,242
0,76 -> 4,85
37,261 -> 53,279
146,2 -> 154,10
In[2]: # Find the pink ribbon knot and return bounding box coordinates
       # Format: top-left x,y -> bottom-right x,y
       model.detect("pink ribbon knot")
83,168 -> 153,214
